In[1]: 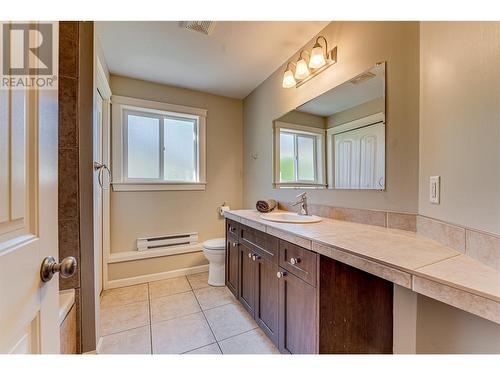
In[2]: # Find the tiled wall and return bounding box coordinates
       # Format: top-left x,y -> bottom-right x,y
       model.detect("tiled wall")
278,202 -> 417,231
279,202 -> 499,271
417,216 -> 500,271
58,21 -> 96,353
58,21 -> 81,352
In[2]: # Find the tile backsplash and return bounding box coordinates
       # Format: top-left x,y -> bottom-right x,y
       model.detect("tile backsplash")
279,201 -> 499,271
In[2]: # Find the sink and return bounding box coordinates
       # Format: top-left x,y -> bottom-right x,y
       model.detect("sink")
260,212 -> 322,224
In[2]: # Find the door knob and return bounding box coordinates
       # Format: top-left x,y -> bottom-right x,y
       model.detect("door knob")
290,257 -> 300,265
277,271 -> 286,278
40,256 -> 77,282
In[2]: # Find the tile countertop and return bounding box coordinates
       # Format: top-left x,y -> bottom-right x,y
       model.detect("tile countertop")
224,209 -> 500,324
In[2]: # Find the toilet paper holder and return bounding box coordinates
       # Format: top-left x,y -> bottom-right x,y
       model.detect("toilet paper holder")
219,202 -> 230,217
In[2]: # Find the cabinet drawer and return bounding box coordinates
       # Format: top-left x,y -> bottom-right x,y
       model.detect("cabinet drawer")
240,224 -> 278,264
226,220 -> 239,240
279,240 -> 318,286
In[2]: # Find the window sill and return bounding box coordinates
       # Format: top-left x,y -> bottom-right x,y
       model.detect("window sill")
273,183 -> 326,189
112,182 -> 206,192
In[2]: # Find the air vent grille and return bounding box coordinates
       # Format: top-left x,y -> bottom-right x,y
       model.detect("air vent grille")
350,71 -> 376,85
183,21 -> 216,35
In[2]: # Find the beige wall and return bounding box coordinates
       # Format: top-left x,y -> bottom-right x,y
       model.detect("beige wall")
243,21 -> 420,213
108,75 -> 243,280
327,97 -> 385,128
415,21 -> 500,354
416,295 -> 500,353
278,110 -> 326,129
419,22 -> 500,235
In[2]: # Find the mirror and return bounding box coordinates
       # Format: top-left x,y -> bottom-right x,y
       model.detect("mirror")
273,62 -> 385,190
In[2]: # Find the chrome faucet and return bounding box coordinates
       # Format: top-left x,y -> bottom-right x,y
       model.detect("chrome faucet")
292,192 -> 309,216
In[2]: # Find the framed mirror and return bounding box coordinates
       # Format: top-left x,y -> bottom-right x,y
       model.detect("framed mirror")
273,62 -> 386,190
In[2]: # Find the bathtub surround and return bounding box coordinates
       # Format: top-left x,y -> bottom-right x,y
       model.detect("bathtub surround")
58,21 -> 96,353
107,76 -> 243,285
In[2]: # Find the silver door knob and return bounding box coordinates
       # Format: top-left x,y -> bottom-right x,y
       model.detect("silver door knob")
40,256 -> 77,282
290,257 -> 300,265
276,271 -> 286,278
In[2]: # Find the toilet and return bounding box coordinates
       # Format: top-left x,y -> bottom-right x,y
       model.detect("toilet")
202,238 -> 226,286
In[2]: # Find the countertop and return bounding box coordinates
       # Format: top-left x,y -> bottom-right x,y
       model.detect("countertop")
224,209 -> 500,324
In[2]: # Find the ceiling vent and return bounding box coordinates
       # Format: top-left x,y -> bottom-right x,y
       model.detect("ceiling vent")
350,71 -> 376,85
183,21 -> 216,35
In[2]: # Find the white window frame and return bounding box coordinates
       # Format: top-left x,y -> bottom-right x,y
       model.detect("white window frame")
273,121 -> 326,189
111,95 -> 207,191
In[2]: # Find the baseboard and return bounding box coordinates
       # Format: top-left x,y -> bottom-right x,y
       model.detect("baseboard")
105,264 -> 209,290
95,337 -> 103,355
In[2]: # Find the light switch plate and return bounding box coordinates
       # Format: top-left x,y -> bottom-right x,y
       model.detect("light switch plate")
430,176 -> 440,204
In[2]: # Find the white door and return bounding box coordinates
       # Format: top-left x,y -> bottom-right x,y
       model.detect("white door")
0,75 -> 60,350
93,91 -> 104,340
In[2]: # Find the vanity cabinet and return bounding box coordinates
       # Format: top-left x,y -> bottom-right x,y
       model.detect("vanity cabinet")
225,218 -> 393,354
225,221 -> 239,297
278,268 -> 318,354
238,242 -> 256,315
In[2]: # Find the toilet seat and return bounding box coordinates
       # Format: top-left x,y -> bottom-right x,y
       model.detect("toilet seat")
203,238 -> 225,250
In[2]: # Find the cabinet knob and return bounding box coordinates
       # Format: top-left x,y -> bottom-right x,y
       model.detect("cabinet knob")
276,271 -> 286,279
290,257 -> 300,265
248,252 -> 253,258
229,226 -> 236,233
252,254 -> 261,261
232,242 -> 239,247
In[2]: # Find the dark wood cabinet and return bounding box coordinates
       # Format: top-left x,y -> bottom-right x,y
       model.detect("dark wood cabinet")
254,254 -> 279,346
319,255 -> 393,354
225,220 -> 239,298
238,242 -> 255,315
278,269 -> 318,354
225,218 -> 393,355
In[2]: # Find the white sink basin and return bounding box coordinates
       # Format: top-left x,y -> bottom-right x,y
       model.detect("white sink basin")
260,212 -> 322,224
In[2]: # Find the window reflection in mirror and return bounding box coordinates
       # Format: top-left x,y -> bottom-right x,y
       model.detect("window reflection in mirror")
273,62 -> 385,190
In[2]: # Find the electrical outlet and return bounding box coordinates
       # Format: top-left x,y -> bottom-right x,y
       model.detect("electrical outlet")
430,176 -> 440,204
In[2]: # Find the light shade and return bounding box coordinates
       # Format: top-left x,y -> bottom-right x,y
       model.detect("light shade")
282,69 -> 296,88
309,44 -> 326,69
295,58 -> 310,80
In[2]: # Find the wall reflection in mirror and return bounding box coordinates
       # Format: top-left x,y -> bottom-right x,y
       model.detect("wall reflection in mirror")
273,62 -> 385,190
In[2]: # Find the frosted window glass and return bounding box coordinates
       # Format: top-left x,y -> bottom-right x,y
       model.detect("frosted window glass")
280,132 -> 295,182
127,114 -> 160,178
164,118 -> 197,181
297,135 -> 315,181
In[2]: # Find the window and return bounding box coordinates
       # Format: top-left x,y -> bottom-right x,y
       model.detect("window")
274,121 -> 325,188
112,96 -> 207,191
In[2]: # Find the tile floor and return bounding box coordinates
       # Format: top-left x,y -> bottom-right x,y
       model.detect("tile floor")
98,272 -> 279,354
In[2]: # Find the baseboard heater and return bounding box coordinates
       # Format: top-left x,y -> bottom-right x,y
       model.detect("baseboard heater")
137,232 -> 198,252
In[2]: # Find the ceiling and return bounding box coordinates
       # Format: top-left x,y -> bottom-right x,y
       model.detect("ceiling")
95,21 -> 329,99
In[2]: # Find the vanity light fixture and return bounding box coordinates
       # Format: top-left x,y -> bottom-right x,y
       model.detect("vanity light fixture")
294,51 -> 310,80
282,62 -> 297,88
282,36 -> 337,89
309,36 -> 329,69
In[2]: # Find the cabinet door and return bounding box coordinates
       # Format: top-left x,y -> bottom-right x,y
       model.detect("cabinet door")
254,254 -> 279,346
225,236 -> 239,297
278,269 -> 318,354
239,243 -> 255,316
